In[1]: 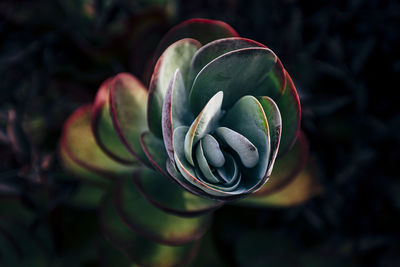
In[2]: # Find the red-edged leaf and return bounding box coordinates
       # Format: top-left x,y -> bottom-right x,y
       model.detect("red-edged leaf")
148,39 -> 200,137
91,77 -> 137,164
59,105 -> 134,185
277,70 -> 301,156
153,18 -> 239,66
132,167 -> 223,217
109,73 -> 151,166
114,175 -> 212,246
99,194 -> 200,267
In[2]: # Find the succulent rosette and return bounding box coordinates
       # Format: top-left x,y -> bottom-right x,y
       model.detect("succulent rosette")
59,19 -> 320,266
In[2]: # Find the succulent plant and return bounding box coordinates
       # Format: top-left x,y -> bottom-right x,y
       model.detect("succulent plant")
59,18 -> 320,266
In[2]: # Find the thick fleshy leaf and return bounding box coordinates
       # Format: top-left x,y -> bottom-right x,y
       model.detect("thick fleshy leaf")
238,157 -> 321,207
216,154 -> 240,184
252,132 -> 308,196
188,37 -> 264,85
161,69 -> 193,162
153,18 -> 239,67
276,71 -> 301,156
148,39 -> 200,137
215,127 -> 259,168
91,77 -> 137,164
140,131 -> 170,177
258,96 -> 282,176
173,126 -> 246,198
221,96 -> 270,189
99,194 -> 199,267
189,47 -> 278,115
166,158 -> 213,199
201,134 -> 225,168
133,168 -> 223,217
109,73 -> 150,166
60,105 -> 134,184
195,141 -> 220,183
184,91 -> 224,166
59,144 -> 111,187
114,176 -> 211,245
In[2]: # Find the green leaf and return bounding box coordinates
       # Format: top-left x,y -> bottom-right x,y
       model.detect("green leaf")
140,131 -> 170,177
153,18 -> 239,67
109,73 -> 150,166
195,141 -> 219,183
91,76 -> 137,164
60,105 -> 134,185
188,37 -> 264,86
258,96 -> 282,177
184,91 -> 224,166
99,194 -> 199,267
114,176 -> 211,245
201,134 -> 225,168
161,69 -> 193,162
133,168 -> 223,217
215,127 -> 259,168
148,39 -> 200,137
221,96 -> 270,189
189,47 -> 277,115
276,71 -> 301,156
166,158 -> 213,199
59,144 -> 111,187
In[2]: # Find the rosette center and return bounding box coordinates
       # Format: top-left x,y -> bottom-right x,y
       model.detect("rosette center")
181,91 -> 260,189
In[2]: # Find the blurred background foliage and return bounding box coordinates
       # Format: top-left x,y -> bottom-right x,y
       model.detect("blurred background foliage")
1,0 -> 399,266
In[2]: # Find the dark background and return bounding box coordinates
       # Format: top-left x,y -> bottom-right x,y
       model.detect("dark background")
1,0 -> 399,266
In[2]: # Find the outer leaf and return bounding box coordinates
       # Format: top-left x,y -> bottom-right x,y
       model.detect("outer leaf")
252,132 -> 308,196
141,131 -> 216,199
132,168 -> 223,217
60,105 -> 134,185
59,144 -> 111,187
91,77 -> 137,164
99,194 -> 199,267
148,39 -> 200,137
109,73 -> 150,166
153,18 -> 239,67
114,176 -> 212,246
188,37 -> 264,86
140,131 -> 170,177
258,96 -> 282,177
161,69 -> 193,163
276,70 -> 301,156
189,47 -> 278,115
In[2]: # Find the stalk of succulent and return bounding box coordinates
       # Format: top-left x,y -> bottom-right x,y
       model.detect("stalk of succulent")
145,35 -> 300,201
